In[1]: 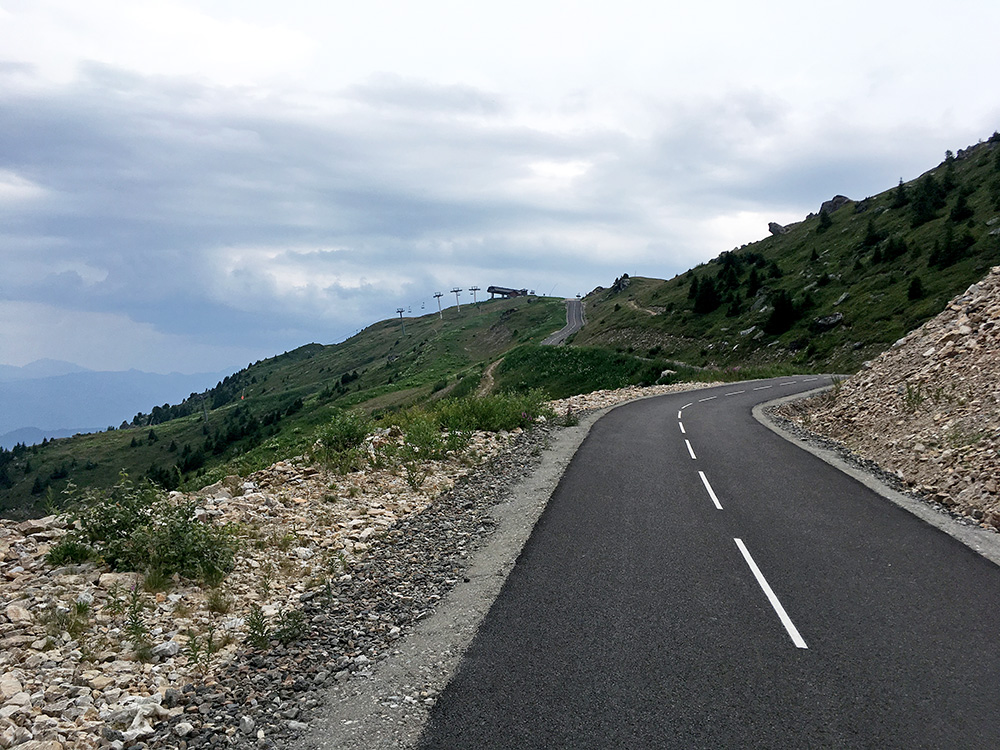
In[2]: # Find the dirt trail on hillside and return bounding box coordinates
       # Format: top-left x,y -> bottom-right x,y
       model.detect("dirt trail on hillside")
626,299 -> 658,316
476,358 -> 503,396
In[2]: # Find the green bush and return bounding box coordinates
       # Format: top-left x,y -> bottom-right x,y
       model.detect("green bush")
245,604 -> 270,649
45,539 -> 96,566
272,609 -> 307,645
131,500 -> 238,583
55,474 -> 238,584
434,391 -> 553,432
401,413 -> 447,459
313,410 -> 372,474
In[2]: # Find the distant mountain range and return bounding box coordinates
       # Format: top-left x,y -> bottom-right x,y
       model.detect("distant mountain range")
0,363 -> 232,448
0,359 -> 91,382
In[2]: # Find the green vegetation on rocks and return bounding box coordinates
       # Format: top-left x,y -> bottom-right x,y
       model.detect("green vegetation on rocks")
46,474 -> 238,584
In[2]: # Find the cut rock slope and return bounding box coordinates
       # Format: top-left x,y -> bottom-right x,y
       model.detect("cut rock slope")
778,266 -> 1000,528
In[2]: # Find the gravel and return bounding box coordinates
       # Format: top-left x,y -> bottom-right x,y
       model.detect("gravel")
138,420 -> 584,750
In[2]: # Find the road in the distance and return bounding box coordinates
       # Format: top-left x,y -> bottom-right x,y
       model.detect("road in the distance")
540,299 -> 584,346
417,377 -> 1000,749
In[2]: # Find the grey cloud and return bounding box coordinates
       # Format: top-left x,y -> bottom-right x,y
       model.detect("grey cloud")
3,60 -> 973,372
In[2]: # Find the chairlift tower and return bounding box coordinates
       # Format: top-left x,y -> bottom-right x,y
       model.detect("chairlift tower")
469,285 -> 480,306
433,292 -> 444,319
451,287 -> 463,313
396,308 -> 406,336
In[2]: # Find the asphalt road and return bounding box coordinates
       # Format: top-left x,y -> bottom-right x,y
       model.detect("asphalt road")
540,299 -> 584,346
416,377 -> 1000,749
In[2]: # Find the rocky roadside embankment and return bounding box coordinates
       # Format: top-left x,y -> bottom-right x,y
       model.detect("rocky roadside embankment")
0,382 -> 712,750
777,266 -> 1000,529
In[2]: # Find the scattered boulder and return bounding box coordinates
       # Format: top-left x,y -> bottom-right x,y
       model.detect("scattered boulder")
609,274 -> 631,294
811,313 -> 844,333
768,222 -> 788,236
820,195 -> 852,214
4,603 -> 32,625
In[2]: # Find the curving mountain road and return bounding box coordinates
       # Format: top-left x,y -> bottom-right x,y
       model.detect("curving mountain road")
541,299 -> 585,346
416,377 -> 1000,749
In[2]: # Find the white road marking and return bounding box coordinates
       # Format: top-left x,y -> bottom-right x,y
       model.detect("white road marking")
679,422 -> 686,434
725,390 -> 745,396
752,385 -> 773,391
677,411 -> 683,419
698,396 -> 717,402
685,440 -> 697,459
803,377 -> 819,382
734,539 -> 808,649
780,381 -> 797,386
698,471 -> 723,510
681,402 -> 693,410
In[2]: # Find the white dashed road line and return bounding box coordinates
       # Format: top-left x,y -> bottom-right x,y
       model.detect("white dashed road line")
698,471 -> 723,510
752,385 -> 773,391
698,396 -> 717,402
685,440 -> 697,460
679,422 -> 686,434
734,538 -> 808,649
725,390 -> 745,396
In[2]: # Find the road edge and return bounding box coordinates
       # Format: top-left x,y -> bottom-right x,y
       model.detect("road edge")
301,400 -> 621,749
753,387 -> 1000,568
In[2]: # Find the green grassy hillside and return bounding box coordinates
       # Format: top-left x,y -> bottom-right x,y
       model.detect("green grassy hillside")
0,296 -> 567,518
573,137 -> 1000,372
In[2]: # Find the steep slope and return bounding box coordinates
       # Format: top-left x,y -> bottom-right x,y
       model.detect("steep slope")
573,136 -> 1000,372
778,266 -> 1000,527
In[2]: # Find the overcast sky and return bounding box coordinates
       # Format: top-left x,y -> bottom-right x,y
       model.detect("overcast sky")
2,0 -> 997,375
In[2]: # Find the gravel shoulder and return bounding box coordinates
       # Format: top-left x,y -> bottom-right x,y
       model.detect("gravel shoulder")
297,409 -> 604,749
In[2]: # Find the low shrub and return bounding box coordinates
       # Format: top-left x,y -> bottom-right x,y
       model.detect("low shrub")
53,474 -> 238,584
313,410 -> 372,474
45,539 -> 96,566
434,390 -> 553,432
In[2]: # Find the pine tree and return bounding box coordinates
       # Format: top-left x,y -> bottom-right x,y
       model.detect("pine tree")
891,178 -> 909,208
911,173 -> 946,227
817,210 -> 832,233
764,290 -> 797,335
693,277 -> 721,314
862,218 -> 883,247
949,187 -> 974,222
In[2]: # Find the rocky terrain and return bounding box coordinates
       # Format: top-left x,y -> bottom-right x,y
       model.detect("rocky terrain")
0,382 -> 711,750
778,266 -> 1000,528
